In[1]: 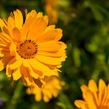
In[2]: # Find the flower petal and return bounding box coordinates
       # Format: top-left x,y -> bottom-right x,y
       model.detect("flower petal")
43,95 -> 50,102
88,80 -> 98,105
12,27 -> 21,42
22,60 -> 39,79
12,68 -> 21,80
0,18 -> 6,30
0,60 -> 5,71
25,10 -> 37,20
98,79 -> 107,105
8,57 -> 22,70
29,59 -> 57,77
13,9 -> 23,29
74,100 -> 88,109
7,14 -> 15,36
21,17 -> 32,41
37,25 -> 62,42
27,17 -> 47,41
35,54 -> 65,66
83,90 -> 97,109
0,56 -> 12,72
38,41 -> 62,52
20,65 -> 32,86
35,90 -> 42,101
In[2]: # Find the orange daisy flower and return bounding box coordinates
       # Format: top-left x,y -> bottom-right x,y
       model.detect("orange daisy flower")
74,79 -> 109,109
0,9 -> 66,86
26,76 -> 65,102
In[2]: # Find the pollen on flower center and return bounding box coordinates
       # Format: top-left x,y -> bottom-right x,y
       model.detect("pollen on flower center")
17,40 -> 37,59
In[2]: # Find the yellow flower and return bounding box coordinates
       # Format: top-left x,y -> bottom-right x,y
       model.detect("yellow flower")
0,9 -> 67,86
26,76 -> 65,102
44,0 -> 58,24
74,79 -> 109,109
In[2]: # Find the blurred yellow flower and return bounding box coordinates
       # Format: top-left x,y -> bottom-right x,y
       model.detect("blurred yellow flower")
44,0 -> 58,24
0,9 -> 67,86
45,0 -> 58,7
74,79 -> 109,109
27,76 -> 65,102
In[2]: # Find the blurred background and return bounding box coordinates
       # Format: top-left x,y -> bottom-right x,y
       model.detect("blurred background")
0,0 -> 109,109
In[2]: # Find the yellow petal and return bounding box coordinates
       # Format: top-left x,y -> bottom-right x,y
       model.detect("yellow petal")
6,65 -> 13,78
88,80 -> 98,93
7,15 -> 15,36
88,80 -> 98,105
36,54 -> 63,66
21,17 -> 32,41
27,17 -> 47,41
43,95 -> 50,102
22,60 -> 39,78
23,77 -> 32,86
26,88 -> 32,94
20,64 -> 30,78
0,60 -> 5,71
105,84 -> 109,105
13,9 -> 23,29
43,15 -> 48,25
1,56 -> 12,72
42,89 -> 52,98
35,92 -> 42,102
0,18 -> 6,30
38,41 -> 62,52
0,32 -> 11,43
12,27 -> 21,42
37,51 -> 62,58
20,65 -> 32,86
29,59 -> 57,77
9,42 -> 17,56
74,100 -> 87,109
98,79 -> 106,104
37,25 -> 62,42
8,57 -> 22,70
81,85 -> 88,93
26,10 -> 37,20
12,68 -> 21,80
36,12 -> 43,18
52,89 -> 58,97
83,90 -> 97,109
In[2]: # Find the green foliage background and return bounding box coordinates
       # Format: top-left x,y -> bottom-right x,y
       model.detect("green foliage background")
0,0 -> 109,109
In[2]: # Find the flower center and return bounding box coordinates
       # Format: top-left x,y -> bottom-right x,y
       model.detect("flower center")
17,40 -> 37,59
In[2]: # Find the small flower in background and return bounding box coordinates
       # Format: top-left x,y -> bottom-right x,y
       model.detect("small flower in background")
26,76 -> 65,102
0,9 -> 67,87
44,0 -> 58,24
74,79 -> 109,109
0,99 -> 4,107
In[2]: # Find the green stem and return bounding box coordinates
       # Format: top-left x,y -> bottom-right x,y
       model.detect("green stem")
7,80 -> 23,109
